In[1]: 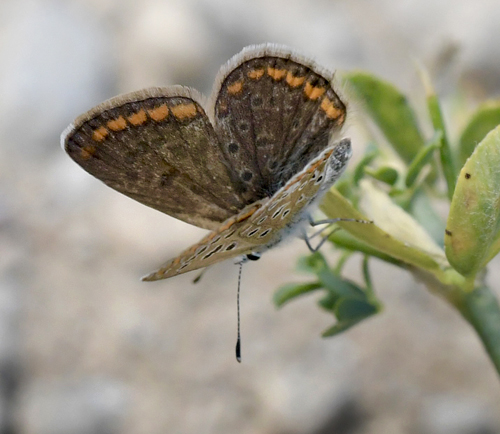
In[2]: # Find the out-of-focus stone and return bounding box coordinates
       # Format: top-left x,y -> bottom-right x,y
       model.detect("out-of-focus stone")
18,377 -> 129,434
0,0 -> 115,158
416,395 -> 497,434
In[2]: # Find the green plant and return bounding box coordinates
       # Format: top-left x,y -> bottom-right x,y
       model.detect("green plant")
274,69 -> 500,374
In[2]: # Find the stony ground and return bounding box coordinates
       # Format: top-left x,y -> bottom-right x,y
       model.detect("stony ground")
1,1 -> 500,433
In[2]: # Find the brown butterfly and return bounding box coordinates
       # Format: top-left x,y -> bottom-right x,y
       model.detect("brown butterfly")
62,44 -> 350,283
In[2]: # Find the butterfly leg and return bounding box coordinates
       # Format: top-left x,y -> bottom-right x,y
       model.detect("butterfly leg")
302,224 -> 340,253
307,215 -> 372,227
192,267 -> 210,284
303,215 -> 373,253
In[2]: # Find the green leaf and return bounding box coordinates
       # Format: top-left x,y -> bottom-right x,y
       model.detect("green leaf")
353,145 -> 378,185
334,178 -> 353,199
318,292 -> 340,311
410,191 -> 446,246
328,230 -> 403,266
458,101 -> 500,168
405,131 -> 442,187
322,297 -> 379,337
458,286 -> 500,374
322,318 -> 364,337
273,282 -> 323,307
320,185 -> 448,275
297,251 -> 328,274
358,180 -> 446,260
335,298 -> 378,322
344,71 -> 425,163
364,166 -> 399,186
317,269 -> 365,299
445,125 -> 500,277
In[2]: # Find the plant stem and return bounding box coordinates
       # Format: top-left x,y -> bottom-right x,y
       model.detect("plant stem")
410,269 -> 500,376
455,285 -> 500,376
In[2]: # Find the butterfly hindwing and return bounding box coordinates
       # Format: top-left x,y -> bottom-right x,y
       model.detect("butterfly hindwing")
143,139 -> 352,280
142,201 -> 267,280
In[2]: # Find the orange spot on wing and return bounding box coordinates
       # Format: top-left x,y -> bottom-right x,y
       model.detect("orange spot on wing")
248,69 -> 265,79
147,105 -> 169,121
171,103 -> 197,120
92,126 -> 108,142
321,97 -> 343,120
218,220 -> 234,233
236,205 -> 260,222
304,82 -> 326,100
307,162 -> 321,173
227,81 -> 243,94
206,232 -> 217,241
286,72 -> 305,87
107,116 -> 127,131
81,145 -> 96,159
267,67 -> 287,80
127,109 -> 147,125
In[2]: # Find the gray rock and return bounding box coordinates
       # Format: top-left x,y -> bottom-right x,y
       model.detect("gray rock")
18,377 -> 129,434
0,0 -> 115,158
417,395 -> 497,434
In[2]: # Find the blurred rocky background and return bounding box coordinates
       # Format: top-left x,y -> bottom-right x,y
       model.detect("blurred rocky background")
1,0 -> 500,433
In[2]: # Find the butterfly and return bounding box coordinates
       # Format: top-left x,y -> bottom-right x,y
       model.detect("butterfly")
62,43 -> 350,282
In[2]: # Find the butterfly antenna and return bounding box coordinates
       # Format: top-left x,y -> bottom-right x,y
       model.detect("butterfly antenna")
235,261 -> 243,363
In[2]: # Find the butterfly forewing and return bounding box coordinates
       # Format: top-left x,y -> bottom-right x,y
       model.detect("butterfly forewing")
63,87 -> 246,230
